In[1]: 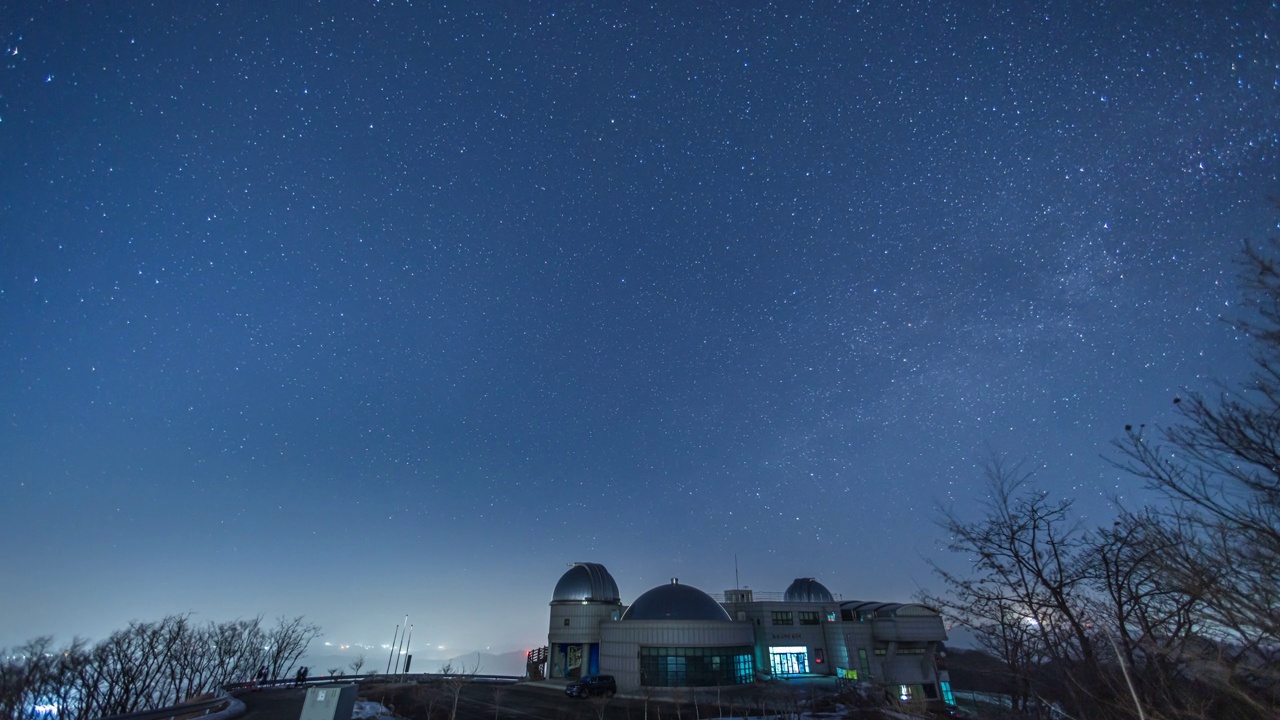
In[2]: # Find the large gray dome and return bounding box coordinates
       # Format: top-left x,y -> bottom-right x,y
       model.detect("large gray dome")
784,578 -> 835,603
552,562 -> 621,603
621,579 -> 731,621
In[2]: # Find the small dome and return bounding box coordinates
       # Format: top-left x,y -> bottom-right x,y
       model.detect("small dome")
622,579 -> 731,622
784,578 -> 834,603
552,562 -> 621,603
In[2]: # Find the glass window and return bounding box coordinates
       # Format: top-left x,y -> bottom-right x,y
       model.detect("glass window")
898,685 -> 926,702
639,646 -> 755,687
734,654 -> 753,684
665,657 -> 686,686
798,611 -> 820,625
771,611 -> 793,625
940,681 -> 955,705
840,609 -> 854,622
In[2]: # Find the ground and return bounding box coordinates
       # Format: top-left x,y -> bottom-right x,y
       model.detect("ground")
347,679 -> 960,720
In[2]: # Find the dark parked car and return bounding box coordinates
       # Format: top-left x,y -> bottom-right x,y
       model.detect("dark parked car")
565,675 -> 617,698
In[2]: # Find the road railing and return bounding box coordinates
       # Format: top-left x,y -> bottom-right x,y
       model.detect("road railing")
96,671 -> 526,720
93,688 -> 240,720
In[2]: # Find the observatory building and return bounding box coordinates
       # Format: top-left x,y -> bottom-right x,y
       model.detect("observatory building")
545,562 -> 953,703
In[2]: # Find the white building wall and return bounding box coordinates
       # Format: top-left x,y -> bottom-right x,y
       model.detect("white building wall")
602,620 -> 752,645
819,616 -> 849,671
598,633 -> 639,690
880,654 -> 939,686
599,620 -> 755,690
871,615 -> 946,642
548,602 -> 619,645
722,602 -> 844,676
547,602 -> 621,679
841,625 -> 875,679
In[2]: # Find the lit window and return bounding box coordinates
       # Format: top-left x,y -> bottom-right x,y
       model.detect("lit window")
638,646 -> 754,687
940,681 -> 955,705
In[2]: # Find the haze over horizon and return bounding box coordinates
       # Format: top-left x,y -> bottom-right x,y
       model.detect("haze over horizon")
3,1 -> 1277,654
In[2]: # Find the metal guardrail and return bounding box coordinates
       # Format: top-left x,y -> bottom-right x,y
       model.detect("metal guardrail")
94,691 -> 235,720
224,672 -> 524,690
96,671 -> 526,720
320,673 -> 523,684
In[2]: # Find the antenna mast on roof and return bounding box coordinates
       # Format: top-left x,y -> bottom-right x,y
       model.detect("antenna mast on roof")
735,554 -> 740,589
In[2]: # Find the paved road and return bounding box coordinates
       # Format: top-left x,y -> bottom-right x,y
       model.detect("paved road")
443,682 -> 634,720
236,687 -> 308,720
238,680 -> 779,720
364,681 -> 641,720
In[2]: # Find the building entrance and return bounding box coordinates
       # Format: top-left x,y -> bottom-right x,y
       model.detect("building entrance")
768,646 -> 809,676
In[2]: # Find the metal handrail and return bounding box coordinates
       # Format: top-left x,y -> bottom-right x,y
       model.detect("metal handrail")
97,671 -> 527,720
93,690 -> 235,720
224,672 -> 522,689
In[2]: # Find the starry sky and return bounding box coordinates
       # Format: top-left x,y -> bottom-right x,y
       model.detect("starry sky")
2,1 -> 1277,658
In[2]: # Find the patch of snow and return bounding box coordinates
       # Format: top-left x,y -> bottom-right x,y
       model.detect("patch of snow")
351,700 -> 396,720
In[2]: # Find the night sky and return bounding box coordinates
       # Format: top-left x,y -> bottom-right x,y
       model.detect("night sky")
2,1 -> 1277,658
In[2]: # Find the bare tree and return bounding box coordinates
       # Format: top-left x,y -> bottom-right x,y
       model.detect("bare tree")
205,617 -> 267,686
639,683 -> 657,720
929,447 -> 1280,720
0,614 -> 322,720
263,616 -> 322,681
1112,236 -> 1280,715
349,654 -> 366,676
410,679 -> 443,720
1086,510 -> 1205,713
0,636 -> 62,720
924,455 -> 1098,712
588,692 -> 613,720
92,617 -> 190,714
491,685 -> 506,720
438,657 -> 480,720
